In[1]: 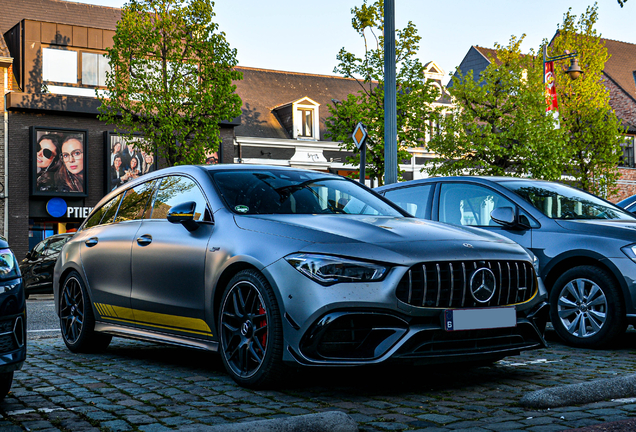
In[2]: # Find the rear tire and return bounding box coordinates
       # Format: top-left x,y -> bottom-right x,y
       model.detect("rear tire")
59,271 -> 112,353
549,266 -> 625,348
219,270 -> 285,388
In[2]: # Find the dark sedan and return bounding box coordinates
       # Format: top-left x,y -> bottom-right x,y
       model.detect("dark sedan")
0,236 -> 25,400
376,176 -> 636,348
54,166 -> 547,388
20,233 -> 73,297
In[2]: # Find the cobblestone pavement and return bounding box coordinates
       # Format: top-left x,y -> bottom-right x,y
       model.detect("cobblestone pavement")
1,329 -> 636,432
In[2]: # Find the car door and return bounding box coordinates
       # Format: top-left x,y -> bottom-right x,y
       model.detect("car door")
79,181 -> 155,322
130,175 -> 213,339
436,181 -> 535,249
38,236 -> 70,289
22,240 -> 47,289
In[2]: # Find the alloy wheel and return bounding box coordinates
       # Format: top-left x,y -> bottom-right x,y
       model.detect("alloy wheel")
60,276 -> 85,344
556,277 -> 607,338
220,281 -> 269,379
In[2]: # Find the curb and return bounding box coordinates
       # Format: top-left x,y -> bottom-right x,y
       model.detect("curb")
520,374 -> 636,408
180,411 -> 358,432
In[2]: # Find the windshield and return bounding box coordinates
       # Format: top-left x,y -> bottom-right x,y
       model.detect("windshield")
211,170 -> 404,216
501,180 -> 635,221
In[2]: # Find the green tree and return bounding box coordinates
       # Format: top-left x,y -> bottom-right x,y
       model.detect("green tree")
425,35 -> 569,180
550,4 -> 625,196
325,0 -> 439,186
98,0 -> 242,166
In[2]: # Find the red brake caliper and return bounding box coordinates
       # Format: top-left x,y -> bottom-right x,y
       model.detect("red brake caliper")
258,303 -> 267,349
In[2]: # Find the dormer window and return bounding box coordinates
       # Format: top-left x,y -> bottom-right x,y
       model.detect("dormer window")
273,97 -> 320,141
298,108 -> 313,138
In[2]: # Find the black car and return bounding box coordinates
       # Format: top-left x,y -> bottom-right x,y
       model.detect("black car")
376,176 -> 636,348
0,236 -> 26,400
616,194 -> 636,213
21,233 -> 73,297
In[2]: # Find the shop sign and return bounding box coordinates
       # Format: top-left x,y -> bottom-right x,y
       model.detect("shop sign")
46,198 -> 93,219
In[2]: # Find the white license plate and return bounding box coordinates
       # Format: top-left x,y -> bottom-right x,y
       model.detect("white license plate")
444,307 -> 516,331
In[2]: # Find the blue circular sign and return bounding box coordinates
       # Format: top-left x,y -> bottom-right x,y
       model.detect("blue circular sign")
46,198 -> 67,218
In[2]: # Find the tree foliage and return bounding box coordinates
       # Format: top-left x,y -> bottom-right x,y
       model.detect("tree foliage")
550,5 -> 625,196
325,0 -> 439,186
98,0 -> 242,166
425,35 -> 569,180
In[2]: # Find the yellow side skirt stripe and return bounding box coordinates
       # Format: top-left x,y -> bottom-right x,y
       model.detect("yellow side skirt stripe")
94,303 -> 213,337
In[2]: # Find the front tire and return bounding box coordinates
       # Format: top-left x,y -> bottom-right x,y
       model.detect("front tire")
60,271 -> 112,353
219,270 -> 285,388
549,266 -> 625,348
0,372 -> 13,400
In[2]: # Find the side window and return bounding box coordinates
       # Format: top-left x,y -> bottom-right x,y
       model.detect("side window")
150,176 -> 208,221
44,237 -> 69,256
439,183 -> 516,227
101,193 -> 124,226
115,181 -> 157,223
84,193 -> 123,229
383,184 -> 432,218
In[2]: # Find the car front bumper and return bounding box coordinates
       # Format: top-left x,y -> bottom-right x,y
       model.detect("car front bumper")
0,279 -> 26,374
264,259 -> 548,367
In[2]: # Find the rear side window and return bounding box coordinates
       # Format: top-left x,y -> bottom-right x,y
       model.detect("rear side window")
150,176 -> 208,221
84,193 -> 123,229
115,181 -> 157,223
383,184 -> 432,218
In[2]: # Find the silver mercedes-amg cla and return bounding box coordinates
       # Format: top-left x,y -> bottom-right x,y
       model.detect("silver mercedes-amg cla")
54,165 -> 548,388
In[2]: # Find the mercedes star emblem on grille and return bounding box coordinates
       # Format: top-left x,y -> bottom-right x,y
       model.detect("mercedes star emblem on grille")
469,267 -> 497,303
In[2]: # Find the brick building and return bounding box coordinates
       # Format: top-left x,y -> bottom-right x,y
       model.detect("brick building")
454,41 -> 636,201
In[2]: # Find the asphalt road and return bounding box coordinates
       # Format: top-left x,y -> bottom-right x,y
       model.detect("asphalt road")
25,295 -> 59,340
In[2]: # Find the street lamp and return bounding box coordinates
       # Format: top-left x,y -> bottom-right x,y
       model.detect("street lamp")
542,40 -> 583,128
542,45 -> 583,82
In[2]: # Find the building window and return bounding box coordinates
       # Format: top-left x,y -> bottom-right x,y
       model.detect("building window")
299,109 -> 313,138
620,137 -> 636,168
82,52 -> 111,87
42,48 -> 77,84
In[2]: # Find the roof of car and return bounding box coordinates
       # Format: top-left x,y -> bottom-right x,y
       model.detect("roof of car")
375,176 -> 548,191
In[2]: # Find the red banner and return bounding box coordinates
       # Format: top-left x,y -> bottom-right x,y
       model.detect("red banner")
544,61 -> 558,113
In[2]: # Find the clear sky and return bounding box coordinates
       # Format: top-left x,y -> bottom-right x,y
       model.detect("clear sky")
68,0 -> 633,84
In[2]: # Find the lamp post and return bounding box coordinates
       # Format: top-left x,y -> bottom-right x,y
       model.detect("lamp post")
384,0 -> 397,185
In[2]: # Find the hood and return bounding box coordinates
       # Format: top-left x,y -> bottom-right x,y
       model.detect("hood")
554,219 -> 636,243
235,214 -> 530,264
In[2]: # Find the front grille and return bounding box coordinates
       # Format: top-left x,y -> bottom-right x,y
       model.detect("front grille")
396,260 -> 536,308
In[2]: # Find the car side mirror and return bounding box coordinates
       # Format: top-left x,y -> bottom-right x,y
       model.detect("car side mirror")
490,207 -> 530,229
167,201 -> 199,232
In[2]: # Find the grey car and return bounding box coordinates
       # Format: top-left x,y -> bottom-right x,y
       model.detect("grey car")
54,166 -> 547,388
376,176 -> 636,349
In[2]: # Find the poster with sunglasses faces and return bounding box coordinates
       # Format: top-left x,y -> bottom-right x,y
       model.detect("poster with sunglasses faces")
31,127 -> 88,197
104,132 -> 158,194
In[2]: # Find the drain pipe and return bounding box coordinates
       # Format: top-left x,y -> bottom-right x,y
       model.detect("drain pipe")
3,67 -> 8,238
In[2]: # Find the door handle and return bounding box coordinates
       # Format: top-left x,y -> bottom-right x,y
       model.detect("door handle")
85,237 -> 98,247
136,234 -> 152,246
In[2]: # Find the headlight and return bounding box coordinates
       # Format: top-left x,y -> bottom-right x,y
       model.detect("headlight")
285,253 -> 388,285
622,244 -> 636,263
0,248 -> 19,280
